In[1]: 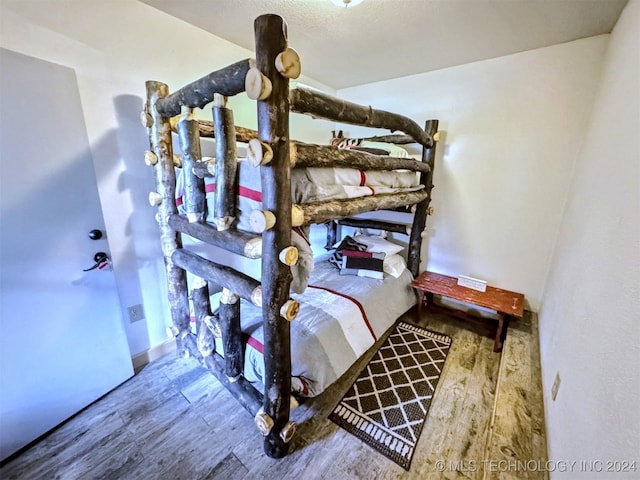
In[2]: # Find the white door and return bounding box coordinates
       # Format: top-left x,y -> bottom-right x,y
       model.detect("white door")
0,49 -> 133,461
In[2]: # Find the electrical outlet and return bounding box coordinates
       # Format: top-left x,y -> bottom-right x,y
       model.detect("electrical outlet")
127,304 -> 145,323
551,372 -> 561,401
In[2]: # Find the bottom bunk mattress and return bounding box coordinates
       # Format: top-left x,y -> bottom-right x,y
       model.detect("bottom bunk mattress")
212,253 -> 416,398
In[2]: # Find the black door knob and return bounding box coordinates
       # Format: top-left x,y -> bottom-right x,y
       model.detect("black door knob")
93,252 -> 108,263
88,229 -> 103,240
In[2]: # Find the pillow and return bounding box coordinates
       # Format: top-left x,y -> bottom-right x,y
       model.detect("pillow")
354,234 -> 404,256
361,141 -> 410,158
328,235 -> 367,270
340,250 -> 385,280
350,146 -> 391,156
383,254 -> 407,278
330,137 -> 362,149
330,138 -> 410,158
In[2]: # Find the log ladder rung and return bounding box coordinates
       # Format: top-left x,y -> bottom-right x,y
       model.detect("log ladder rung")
295,190 -> 429,227
172,249 -> 261,307
155,58 -> 255,117
289,86 -> 434,148
168,215 -> 262,259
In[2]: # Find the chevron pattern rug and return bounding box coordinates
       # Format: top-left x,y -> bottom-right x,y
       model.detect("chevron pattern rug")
329,321 -> 451,470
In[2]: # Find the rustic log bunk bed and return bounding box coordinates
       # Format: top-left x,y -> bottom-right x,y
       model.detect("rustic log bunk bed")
142,14 -> 439,459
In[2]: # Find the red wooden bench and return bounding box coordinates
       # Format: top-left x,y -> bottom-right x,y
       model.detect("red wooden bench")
411,271 -> 524,352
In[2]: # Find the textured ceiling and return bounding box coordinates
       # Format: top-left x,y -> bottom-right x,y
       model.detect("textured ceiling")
142,0 -> 627,89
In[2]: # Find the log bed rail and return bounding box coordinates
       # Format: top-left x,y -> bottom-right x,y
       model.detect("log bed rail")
143,14 -> 439,459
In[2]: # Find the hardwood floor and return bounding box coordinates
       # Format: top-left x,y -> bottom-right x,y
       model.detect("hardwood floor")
0,310 -> 547,479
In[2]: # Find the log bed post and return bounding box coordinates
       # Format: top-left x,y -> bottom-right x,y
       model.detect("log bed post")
212,94 -> 238,231
145,81 -> 191,357
176,106 -> 206,223
219,288 -> 243,380
191,276 -> 215,357
325,220 -> 338,250
254,13 -> 294,458
408,119 -> 439,277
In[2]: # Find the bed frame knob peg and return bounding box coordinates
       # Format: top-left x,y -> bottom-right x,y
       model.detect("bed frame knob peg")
280,299 -> 300,321
179,105 -> 195,118
251,286 -> 263,307
244,238 -> 263,259
187,212 -> 205,223
214,216 -> 234,231
433,131 -> 441,142
191,275 -> 207,289
249,210 -> 276,233
245,68 -> 273,100
279,246 -> 299,266
166,325 -> 180,339
279,421 -> 297,443
140,109 -> 153,128
213,93 -> 227,108
427,206 -> 435,216
148,191 -> 163,206
173,154 -> 183,168
254,411 -> 274,436
154,212 -> 167,225
291,205 -> 305,227
275,47 -> 301,79
247,139 -> 273,166
205,158 -> 217,177
221,288 -> 240,305
144,150 -> 158,166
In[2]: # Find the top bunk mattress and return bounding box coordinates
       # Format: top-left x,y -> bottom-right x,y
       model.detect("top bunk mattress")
177,154 -> 423,233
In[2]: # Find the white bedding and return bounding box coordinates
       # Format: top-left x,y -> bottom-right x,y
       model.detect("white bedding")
176,158 -> 422,233
211,253 -> 416,397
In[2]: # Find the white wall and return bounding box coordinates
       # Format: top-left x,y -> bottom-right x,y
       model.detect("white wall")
0,0 -> 334,356
337,36 -> 609,311
539,0 -> 640,475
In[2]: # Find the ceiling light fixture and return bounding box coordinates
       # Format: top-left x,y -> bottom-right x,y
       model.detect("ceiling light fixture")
330,0 -> 364,8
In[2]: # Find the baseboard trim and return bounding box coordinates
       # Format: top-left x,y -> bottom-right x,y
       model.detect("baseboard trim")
132,339 -> 176,372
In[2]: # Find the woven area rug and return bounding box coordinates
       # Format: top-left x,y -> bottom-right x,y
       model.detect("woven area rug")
329,321 -> 451,470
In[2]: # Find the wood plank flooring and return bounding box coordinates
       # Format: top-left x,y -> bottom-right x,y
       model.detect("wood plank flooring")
483,313 -> 548,480
0,310 -> 547,479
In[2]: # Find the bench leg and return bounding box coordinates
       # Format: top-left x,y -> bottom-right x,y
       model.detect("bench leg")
426,291 -> 434,308
494,313 -> 510,352
415,290 -> 425,323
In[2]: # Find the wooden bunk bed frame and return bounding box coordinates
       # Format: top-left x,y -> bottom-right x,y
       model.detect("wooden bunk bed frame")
142,14 -> 439,459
